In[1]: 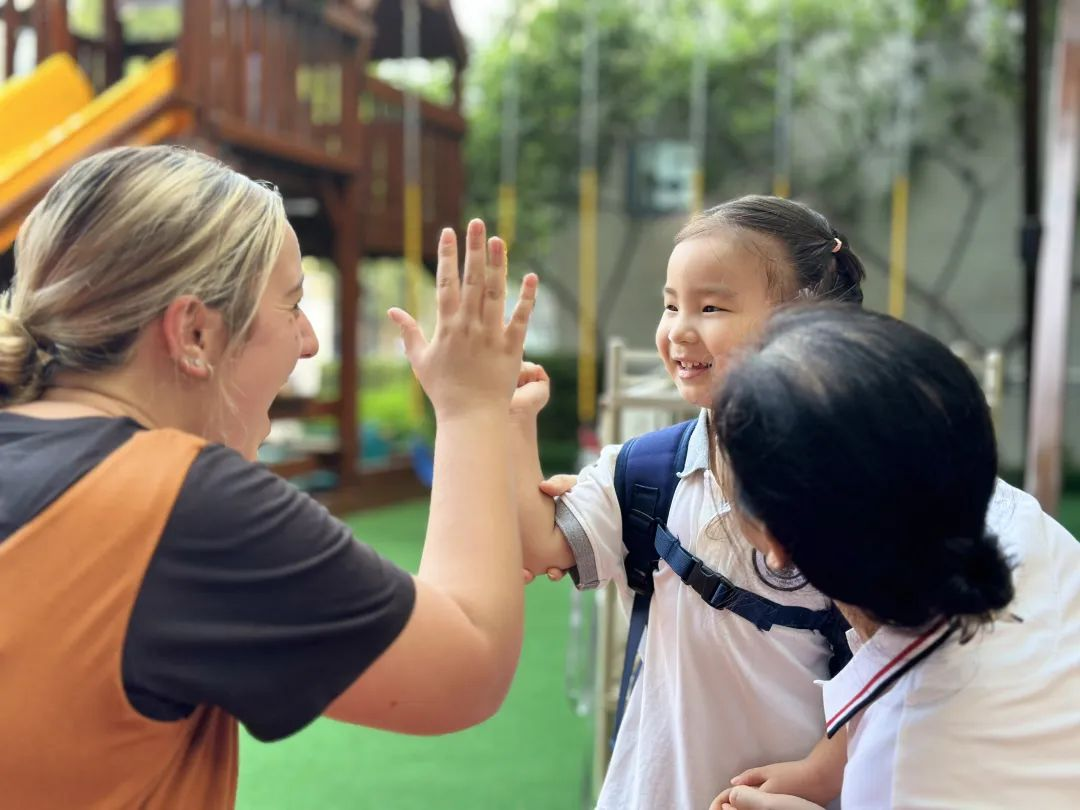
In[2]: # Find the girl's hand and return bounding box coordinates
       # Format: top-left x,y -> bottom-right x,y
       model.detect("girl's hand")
711,758 -> 833,810
709,786 -> 825,810
388,220 -> 537,421
521,473 -> 579,585
722,755 -> 839,807
510,361 -> 551,417
533,473 -> 578,582
539,474 -> 577,497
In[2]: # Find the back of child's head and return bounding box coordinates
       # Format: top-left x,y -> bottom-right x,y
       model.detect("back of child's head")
713,304 -> 1013,633
677,195 -> 866,305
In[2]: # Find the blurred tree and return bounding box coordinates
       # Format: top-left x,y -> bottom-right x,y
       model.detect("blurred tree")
464,0 -> 1027,339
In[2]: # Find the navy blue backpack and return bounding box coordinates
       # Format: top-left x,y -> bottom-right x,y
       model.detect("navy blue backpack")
610,419 -> 852,742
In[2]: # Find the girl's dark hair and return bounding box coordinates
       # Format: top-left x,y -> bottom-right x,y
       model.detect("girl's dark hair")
713,305 -> 1014,633
677,195 -> 866,305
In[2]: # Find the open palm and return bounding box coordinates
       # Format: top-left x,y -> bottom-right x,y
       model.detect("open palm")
388,220 -> 538,420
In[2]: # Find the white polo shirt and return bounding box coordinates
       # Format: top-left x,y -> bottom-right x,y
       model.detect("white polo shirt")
823,480 -> 1080,808
556,411 -> 837,810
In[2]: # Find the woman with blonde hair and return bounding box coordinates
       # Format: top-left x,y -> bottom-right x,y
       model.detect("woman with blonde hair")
0,145 -> 537,808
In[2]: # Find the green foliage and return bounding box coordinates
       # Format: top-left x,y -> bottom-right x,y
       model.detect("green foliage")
360,375 -> 425,439
465,0 -> 1025,262
524,351 -> 602,474
317,357 -> 434,445
522,352 -> 591,440
466,1 -> 659,263
370,373 -> 429,443
70,0 -> 181,41
370,59 -> 457,106
69,0 -> 105,38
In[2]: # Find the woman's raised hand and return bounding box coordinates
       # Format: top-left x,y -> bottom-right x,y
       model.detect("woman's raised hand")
388,220 -> 538,421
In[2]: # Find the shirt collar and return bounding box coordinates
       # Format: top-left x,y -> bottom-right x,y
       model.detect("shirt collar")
677,409 -> 711,478
821,618 -> 958,738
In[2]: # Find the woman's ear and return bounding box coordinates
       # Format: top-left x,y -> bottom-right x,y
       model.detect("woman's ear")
161,296 -> 226,380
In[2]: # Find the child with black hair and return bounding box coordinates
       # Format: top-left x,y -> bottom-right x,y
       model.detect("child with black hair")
710,306 -> 1080,809
511,196 -> 867,810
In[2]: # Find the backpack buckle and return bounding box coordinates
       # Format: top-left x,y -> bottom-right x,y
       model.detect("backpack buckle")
624,561 -> 656,596
624,509 -> 661,596
686,561 -> 737,609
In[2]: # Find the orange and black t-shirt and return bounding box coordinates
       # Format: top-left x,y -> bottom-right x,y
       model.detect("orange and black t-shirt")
0,413 -> 416,806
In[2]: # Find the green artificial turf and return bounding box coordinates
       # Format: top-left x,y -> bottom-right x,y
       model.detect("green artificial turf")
236,499 -> 593,810
236,490 -> 1080,810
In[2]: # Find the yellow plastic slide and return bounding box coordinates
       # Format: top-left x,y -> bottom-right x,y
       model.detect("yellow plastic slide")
0,49 -> 190,253
0,53 -> 93,157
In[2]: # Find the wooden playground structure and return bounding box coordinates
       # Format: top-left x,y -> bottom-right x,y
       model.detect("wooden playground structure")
0,0 -> 467,509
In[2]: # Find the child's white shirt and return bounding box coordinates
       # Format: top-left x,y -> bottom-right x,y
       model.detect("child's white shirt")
824,480 -> 1080,809
555,410 -> 835,810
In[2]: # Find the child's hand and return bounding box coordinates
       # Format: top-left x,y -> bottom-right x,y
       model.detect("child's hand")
388,221 -> 537,421
539,474 -> 577,497
709,786 -> 824,810
510,361 -> 551,417
538,474 -> 577,581
713,760 -> 831,809
523,474 -> 579,584
524,566 -> 568,584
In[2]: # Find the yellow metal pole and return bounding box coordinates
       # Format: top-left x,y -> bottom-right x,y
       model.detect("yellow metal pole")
499,22 -> 521,255
691,170 -> 705,214
578,0 -> 599,426
578,169 -> 598,424
498,184 -> 518,253
889,1 -> 917,320
773,0 -> 793,199
887,175 -> 909,318
405,183 -> 424,322
689,19 -> 708,213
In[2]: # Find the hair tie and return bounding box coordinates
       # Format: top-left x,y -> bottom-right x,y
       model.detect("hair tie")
831,237 -> 842,254
0,313 -> 55,362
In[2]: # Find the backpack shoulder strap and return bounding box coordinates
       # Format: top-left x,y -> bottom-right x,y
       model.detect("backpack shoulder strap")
610,418 -> 696,745
821,605 -> 853,676
614,418 -> 697,596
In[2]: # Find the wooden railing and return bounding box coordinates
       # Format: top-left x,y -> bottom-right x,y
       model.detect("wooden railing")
3,0 -> 465,251
362,74 -> 465,258
4,0 -> 465,498
179,0 -> 367,173
2,1 -> 39,81
1,0 -> 172,88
